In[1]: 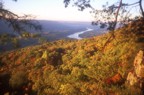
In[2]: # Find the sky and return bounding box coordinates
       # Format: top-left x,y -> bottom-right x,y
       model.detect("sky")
3,0 -> 143,21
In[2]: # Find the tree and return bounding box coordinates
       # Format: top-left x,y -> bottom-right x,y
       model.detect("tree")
0,0 -> 42,35
64,0 -> 144,31
64,0 -> 144,50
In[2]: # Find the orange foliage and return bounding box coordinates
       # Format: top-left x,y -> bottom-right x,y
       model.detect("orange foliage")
105,73 -> 123,85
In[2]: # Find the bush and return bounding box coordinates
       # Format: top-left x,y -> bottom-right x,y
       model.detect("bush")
9,70 -> 28,89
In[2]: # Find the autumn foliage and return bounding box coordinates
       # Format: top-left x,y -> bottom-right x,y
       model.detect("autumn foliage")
0,20 -> 144,95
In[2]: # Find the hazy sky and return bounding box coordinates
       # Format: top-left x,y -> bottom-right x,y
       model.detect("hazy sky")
3,0 -> 142,21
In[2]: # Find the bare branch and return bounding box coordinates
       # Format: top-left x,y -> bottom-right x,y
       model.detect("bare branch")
127,2 -> 139,6
0,0 -> 42,35
139,0 -> 144,17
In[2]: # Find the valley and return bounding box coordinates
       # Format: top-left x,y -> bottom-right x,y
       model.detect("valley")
0,20 -> 106,52
0,18 -> 144,95
0,0 -> 144,95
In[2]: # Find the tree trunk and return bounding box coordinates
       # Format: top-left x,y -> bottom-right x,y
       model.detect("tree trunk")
139,0 -> 144,17
113,0 -> 122,30
102,0 -> 122,52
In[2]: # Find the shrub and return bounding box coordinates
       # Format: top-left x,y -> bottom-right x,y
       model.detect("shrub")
9,70 -> 28,89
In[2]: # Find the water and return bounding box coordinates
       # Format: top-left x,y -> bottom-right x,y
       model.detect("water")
68,28 -> 93,39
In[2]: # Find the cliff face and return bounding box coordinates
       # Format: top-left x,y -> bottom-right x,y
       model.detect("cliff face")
127,50 -> 144,94
134,50 -> 144,78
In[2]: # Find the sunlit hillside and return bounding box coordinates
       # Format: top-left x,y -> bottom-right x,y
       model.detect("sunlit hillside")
0,18 -> 144,95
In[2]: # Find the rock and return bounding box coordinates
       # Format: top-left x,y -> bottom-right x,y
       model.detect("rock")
134,50 -> 144,78
127,50 -> 144,86
126,50 -> 144,93
127,71 -> 138,86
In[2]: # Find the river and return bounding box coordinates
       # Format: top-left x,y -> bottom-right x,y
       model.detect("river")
68,28 -> 93,39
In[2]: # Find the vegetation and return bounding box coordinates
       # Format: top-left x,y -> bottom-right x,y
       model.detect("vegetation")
0,1 -> 143,95
0,19 -> 144,95
64,0 -> 144,52
64,0 -> 144,30
0,33 -> 42,52
0,33 -> 20,48
0,0 -> 42,35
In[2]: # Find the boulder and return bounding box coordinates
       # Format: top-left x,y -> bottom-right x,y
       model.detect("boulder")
127,71 -> 138,86
126,50 -> 144,90
134,50 -> 144,78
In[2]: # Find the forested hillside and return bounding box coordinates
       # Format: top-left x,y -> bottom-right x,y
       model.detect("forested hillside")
0,19 -> 144,95
0,20 -> 101,52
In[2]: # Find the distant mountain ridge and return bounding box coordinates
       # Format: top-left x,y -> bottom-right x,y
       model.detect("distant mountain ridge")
0,20 -> 107,52
0,20 -> 14,34
0,20 -> 95,34
0,20 -> 107,40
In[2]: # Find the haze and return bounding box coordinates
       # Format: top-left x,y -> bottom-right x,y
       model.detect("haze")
4,0 -> 142,21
